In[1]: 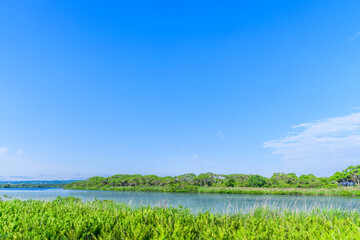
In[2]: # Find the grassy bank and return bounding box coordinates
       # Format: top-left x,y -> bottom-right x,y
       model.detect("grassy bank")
1,197 -> 360,239
64,185 -> 360,197
197,186 -> 360,196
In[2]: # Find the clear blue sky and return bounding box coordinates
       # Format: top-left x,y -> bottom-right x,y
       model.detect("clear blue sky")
1,1 -> 360,180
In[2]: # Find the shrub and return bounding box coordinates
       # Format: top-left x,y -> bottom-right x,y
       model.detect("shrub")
246,175 -> 267,187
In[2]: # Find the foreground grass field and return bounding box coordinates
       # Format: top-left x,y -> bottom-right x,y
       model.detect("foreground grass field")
1,197 -> 360,239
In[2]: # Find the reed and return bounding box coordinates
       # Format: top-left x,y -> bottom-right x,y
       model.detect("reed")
66,184 -> 360,196
1,197 -> 360,239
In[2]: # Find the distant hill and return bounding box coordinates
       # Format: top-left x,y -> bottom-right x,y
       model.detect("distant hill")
0,180 -> 79,188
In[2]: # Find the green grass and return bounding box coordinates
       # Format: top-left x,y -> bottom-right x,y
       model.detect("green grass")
65,184 -> 360,197
1,197 -> 360,239
197,186 -> 360,196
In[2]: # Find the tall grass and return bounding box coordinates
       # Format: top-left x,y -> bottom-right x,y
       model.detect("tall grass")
66,184 -> 360,196
1,197 -> 360,239
197,186 -> 360,196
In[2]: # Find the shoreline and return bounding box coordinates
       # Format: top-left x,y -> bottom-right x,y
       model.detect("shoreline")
63,186 -> 360,197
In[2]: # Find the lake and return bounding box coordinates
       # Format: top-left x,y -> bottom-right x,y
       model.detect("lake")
1,188 -> 360,214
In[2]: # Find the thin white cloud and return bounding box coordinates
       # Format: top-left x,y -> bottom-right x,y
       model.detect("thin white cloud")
216,130 -> 225,139
0,147 -> 73,180
0,146 -> 89,180
263,113 -> 360,172
188,154 -> 213,165
0,147 -> 8,154
349,31 -> 360,41
189,154 -> 200,160
16,149 -> 24,155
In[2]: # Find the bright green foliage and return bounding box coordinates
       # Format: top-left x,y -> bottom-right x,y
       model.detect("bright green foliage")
1,198 -> 360,239
298,174 -> 335,188
246,175 -> 267,187
225,178 -> 236,187
267,173 -> 299,188
330,166 -> 360,186
344,166 -> 360,185
222,174 -> 250,187
331,171 -> 348,184
194,172 -> 221,186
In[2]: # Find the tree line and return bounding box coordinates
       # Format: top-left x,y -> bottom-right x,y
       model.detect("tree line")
65,165 -> 360,190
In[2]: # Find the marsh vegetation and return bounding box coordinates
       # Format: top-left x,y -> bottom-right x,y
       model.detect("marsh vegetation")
2,197 -> 360,239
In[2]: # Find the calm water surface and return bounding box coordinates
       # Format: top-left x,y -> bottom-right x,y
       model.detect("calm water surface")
1,188 -> 360,214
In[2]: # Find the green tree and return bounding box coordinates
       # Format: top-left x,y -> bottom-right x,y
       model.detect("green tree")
298,174 -> 325,188
195,173 -> 219,186
225,178 -> 236,187
176,173 -> 196,185
267,173 -> 298,188
246,175 -> 267,187
343,165 -> 360,186
330,171 -> 347,186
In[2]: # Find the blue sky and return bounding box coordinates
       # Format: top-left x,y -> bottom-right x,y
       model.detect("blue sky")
1,1 -> 360,180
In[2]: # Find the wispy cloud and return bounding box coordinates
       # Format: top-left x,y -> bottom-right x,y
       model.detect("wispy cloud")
188,154 -> 213,165
349,31 -> 360,41
263,113 -> 360,172
0,147 -> 8,154
0,146 -> 72,180
16,149 -> 24,155
216,130 -> 225,139
189,154 -> 200,160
